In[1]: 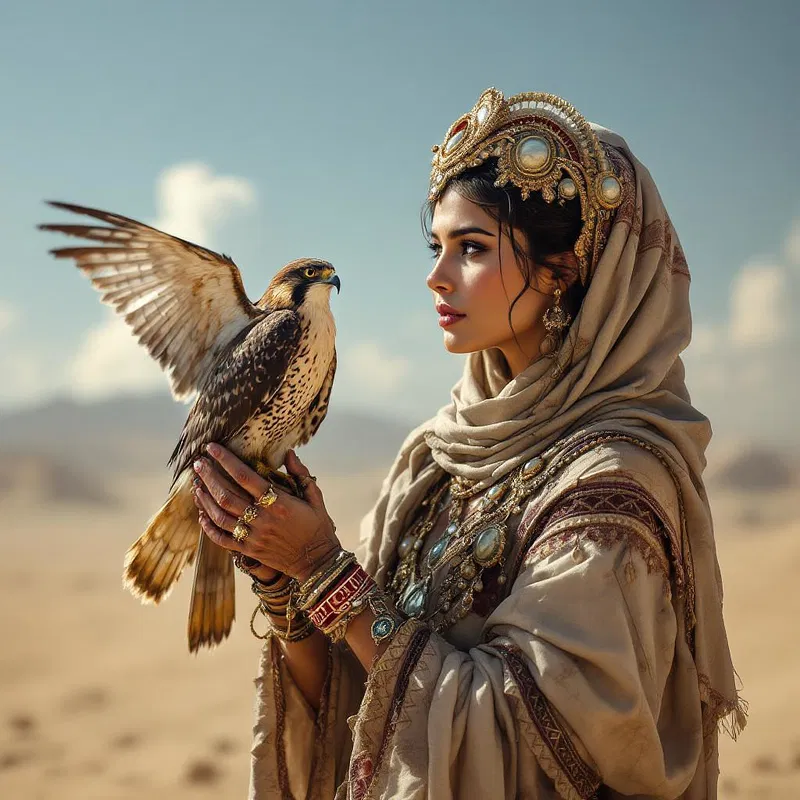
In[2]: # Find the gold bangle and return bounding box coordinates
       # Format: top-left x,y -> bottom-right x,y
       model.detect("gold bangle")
252,574 -> 294,599
323,601 -> 370,643
297,549 -> 351,596
295,552 -> 357,611
315,585 -> 378,642
250,603 -> 315,642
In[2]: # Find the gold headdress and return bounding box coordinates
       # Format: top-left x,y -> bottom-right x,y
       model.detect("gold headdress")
429,88 -> 625,283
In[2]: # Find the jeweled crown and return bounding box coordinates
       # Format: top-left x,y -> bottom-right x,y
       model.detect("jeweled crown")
429,88 -> 624,283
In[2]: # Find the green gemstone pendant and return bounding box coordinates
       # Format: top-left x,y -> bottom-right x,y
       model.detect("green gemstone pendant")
402,581 -> 429,618
427,535 -> 450,568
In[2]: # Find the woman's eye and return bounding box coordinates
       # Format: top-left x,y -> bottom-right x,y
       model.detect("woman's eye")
461,240 -> 485,256
427,240 -> 484,259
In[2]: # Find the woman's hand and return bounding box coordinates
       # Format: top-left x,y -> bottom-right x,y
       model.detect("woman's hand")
191,444 -> 341,583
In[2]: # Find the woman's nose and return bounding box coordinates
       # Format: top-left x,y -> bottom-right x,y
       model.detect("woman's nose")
426,253 -> 454,293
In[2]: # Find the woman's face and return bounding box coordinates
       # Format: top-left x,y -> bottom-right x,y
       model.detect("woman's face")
427,187 -> 559,377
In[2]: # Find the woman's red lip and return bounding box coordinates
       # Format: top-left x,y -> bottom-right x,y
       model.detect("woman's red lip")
435,303 -> 464,316
438,313 -> 465,328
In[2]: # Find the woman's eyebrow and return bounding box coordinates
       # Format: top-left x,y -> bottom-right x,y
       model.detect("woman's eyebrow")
430,225 -> 496,241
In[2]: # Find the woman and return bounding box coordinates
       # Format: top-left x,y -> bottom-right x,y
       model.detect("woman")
191,89 -> 745,799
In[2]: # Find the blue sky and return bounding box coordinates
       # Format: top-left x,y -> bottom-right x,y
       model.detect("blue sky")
1,0 -> 798,442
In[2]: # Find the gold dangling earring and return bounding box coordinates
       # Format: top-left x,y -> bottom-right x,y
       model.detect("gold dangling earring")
540,288 -> 571,357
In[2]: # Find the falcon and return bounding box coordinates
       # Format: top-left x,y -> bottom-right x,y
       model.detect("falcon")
40,201 -> 340,651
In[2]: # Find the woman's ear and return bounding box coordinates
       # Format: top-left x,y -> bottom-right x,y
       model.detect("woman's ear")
536,251 -> 580,294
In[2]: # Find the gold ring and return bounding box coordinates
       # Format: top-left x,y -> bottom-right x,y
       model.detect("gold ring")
256,486 -> 278,508
232,521 -> 250,542
241,504 -> 260,524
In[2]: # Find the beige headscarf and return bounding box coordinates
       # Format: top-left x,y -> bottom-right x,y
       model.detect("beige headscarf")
359,126 -> 745,743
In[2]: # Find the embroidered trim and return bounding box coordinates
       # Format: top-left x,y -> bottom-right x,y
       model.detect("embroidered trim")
637,219 -> 665,254
607,146 -> 641,236
270,637 -> 298,800
372,626 -> 430,787
524,482 -> 677,589
495,642 -> 601,800
347,622 -> 430,799
530,517 -> 671,589
672,240 -> 690,278
513,479 -> 681,590
349,751 -> 374,800
505,430 -> 697,656
306,643 -> 335,798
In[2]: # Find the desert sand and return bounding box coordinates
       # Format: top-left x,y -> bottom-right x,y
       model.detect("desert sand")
1,461 -> 798,799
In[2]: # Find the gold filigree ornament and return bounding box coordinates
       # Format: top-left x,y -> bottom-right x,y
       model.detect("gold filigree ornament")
429,88 -> 625,284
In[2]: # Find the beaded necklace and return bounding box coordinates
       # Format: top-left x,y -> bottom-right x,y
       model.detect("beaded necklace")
387,453 -> 548,632
386,429 -> 686,634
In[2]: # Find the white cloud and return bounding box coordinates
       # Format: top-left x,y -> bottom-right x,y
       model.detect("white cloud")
152,162 -> 256,246
0,299 -> 53,407
340,340 -> 411,397
67,312 -> 167,401
65,162 -> 257,402
728,260 -> 790,347
684,218 -> 800,445
688,323 -> 719,357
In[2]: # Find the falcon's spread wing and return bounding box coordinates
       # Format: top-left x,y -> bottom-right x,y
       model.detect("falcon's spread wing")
40,201 -> 260,400
169,309 -> 303,479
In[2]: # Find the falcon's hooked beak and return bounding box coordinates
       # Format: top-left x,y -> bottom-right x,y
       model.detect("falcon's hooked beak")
320,269 -> 341,294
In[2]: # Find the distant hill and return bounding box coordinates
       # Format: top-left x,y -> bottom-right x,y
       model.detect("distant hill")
0,451 -> 118,506
707,445 -> 796,492
706,441 -> 800,492
0,393 -> 413,478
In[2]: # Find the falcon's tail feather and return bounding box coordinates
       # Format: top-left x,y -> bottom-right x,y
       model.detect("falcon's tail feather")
123,470 -> 199,604
188,534 -> 236,652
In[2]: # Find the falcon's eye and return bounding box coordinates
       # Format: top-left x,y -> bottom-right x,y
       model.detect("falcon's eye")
303,267 -> 318,279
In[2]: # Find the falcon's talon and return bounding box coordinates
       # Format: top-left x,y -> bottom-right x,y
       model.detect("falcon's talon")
250,461 -> 303,498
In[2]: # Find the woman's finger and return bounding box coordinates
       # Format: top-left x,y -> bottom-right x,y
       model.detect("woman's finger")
194,485 -> 239,533
193,457 -> 250,518
285,449 -> 325,509
205,443 -> 271,499
198,510 -> 241,551
197,509 -> 263,562
193,458 -> 251,506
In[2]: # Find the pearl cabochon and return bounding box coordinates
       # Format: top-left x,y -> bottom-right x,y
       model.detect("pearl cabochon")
515,135 -> 552,174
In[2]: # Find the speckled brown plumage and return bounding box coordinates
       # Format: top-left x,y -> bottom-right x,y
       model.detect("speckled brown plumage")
41,201 -> 339,651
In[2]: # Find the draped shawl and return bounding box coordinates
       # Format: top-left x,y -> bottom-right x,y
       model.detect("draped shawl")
358,127 -> 744,746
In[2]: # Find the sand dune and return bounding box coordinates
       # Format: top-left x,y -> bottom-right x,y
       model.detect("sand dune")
1,468 -> 798,798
